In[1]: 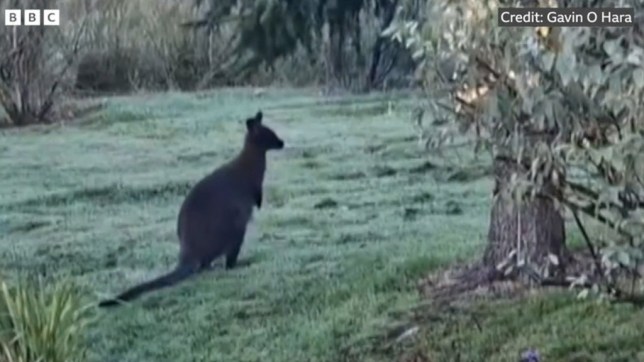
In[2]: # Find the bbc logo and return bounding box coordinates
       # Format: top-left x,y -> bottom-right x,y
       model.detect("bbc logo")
4,9 -> 60,26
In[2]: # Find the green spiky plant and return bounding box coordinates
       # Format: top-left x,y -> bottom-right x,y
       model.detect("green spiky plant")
0,278 -> 93,362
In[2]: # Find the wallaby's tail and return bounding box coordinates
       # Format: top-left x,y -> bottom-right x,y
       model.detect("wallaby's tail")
98,264 -> 196,308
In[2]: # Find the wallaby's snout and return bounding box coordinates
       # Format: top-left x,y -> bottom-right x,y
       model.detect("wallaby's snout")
274,137 -> 285,150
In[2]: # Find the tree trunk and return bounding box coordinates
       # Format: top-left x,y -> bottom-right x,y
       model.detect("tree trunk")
366,0 -> 398,90
484,156 -> 568,283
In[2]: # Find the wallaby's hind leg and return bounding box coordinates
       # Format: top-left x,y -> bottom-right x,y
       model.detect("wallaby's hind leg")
225,227 -> 247,269
199,260 -> 213,270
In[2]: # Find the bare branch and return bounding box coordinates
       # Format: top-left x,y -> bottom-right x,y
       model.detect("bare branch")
37,18 -> 89,121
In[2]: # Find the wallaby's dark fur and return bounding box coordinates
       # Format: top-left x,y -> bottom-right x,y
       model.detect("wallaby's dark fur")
98,111 -> 284,308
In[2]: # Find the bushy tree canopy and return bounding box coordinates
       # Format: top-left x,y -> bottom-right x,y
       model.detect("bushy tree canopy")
185,0 -> 406,88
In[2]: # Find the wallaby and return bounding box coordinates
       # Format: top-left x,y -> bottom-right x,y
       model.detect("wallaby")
98,111 -> 284,308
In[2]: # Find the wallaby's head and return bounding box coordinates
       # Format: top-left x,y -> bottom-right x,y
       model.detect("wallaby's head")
245,111 -> 284,151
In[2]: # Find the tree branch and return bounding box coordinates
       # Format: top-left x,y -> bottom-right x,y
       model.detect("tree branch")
571,209 -> 606,282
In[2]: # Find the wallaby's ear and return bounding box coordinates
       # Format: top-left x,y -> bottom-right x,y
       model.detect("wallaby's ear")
246,111 -> 263,131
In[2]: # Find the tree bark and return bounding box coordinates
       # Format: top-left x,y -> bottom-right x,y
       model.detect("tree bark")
484,156 -> 568,283
366,0 -> 398,90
